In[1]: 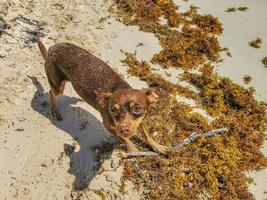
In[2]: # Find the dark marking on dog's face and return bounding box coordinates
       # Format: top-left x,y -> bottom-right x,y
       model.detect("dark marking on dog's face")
98,88 -> 158,138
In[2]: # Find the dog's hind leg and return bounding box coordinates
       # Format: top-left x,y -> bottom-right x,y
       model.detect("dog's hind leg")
49,90 -> 62,120
44,61 -> 67,121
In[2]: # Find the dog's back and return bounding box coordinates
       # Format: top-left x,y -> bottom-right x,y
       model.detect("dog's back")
47,42 -> 130,96
38,41 -> 130,110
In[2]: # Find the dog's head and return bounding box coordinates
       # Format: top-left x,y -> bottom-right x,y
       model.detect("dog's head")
97,88 -> 158,138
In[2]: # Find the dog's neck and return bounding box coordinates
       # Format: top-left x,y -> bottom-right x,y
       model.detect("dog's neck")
112,81 -> 132,92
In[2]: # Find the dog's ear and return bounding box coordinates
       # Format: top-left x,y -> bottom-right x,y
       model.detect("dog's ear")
142,88 -> 159,104
96,92 -> 112,109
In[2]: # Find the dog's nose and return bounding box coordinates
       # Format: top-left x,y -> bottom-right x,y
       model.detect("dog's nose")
119,126 -> 130,137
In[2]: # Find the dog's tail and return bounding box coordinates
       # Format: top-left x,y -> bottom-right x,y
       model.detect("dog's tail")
37,39 -> 48,60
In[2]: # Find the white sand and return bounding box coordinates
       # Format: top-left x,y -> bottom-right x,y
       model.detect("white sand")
0,0 -> 266,199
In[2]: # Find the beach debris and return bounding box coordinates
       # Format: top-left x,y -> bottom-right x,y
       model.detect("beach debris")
41,163 -> 48,168
238,7 -> 249,11
262,57 -> 267,67
173,128 -> 228,148
243,75 -> 252,84
225,6 -> 249,12
225,7 -> 236,12
115,0 -> 223,70
123,128 -> 228,158
136,42 -> 144,47
15,128 -> 24,132
222,47 -> 232,57
249,37 -> 262,48
13,14 -> 46,48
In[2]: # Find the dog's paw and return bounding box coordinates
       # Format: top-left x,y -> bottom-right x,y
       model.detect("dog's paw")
127,144 -> 139,152
153,144 -> 169,155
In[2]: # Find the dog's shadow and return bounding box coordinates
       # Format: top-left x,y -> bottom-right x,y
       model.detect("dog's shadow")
28,76 -> 117,190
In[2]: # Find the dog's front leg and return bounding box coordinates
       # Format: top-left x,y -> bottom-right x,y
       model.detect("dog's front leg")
117,136 -> 139,152
139,123 -> 169,154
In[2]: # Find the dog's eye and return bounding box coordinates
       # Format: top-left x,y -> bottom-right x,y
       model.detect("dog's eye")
110,108 -> 119,116
132,105 -> 143,115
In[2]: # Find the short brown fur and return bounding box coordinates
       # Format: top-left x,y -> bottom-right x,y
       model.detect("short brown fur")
37,40 -> 168,154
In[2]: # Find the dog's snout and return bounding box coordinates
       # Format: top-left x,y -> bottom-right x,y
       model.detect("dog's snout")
119,125 -> 130,136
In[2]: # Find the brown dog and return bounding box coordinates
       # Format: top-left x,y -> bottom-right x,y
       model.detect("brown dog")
37,40 -> 168,154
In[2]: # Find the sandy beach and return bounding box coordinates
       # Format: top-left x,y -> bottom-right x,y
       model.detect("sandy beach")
0,0 -> 266,199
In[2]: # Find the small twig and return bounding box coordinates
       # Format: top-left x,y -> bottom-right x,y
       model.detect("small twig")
122,128 -> 228,158
173,128 -> 228,148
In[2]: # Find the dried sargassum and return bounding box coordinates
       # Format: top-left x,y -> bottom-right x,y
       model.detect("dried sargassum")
238,7 -> 249,11
225,7 -> 249,12
115,0 -> 223,70
243,75 -> 252,84
123,54 -> 198,99
225,7 -> 236,12
262,56 -> 267,67
114,1 -> 267,199
122,55 -> 267,199
249,37 -> 262,48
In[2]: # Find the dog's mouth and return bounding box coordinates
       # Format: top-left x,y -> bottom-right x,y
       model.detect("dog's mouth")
109,114 -> 144,138
116,126 -> 137,138
113,121 -> 140,138
108,124 -> 136,138
117,131 -> 132,138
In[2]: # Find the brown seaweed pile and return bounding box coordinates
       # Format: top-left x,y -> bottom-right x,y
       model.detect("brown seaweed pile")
238,7 -> 249,11
225,7 -> 249,12
225,7 -> 236,12
115,0 -> 223,70
249,37 -> 262,49
243,75 -> 252,84
113,1 -> 267,199
123,56 -> 267,199
123,54 -> 198,100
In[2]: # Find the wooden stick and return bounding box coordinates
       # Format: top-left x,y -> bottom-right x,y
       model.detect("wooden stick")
173,128 -> 228,148
122,128 -> 228,158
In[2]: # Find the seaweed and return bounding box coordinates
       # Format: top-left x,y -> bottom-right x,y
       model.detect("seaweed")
115,0 -> 223,70
225,7 -> 236,12
238,7 -> 249,11
122,55 -> 267,199
243,75 -> 252,84
225,7 -> 249,12
123,54 -> 198,99
249,37 -> 262,49
113,1 -> 267,199
221,47 -> 232,57
262,57 -> 267,67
